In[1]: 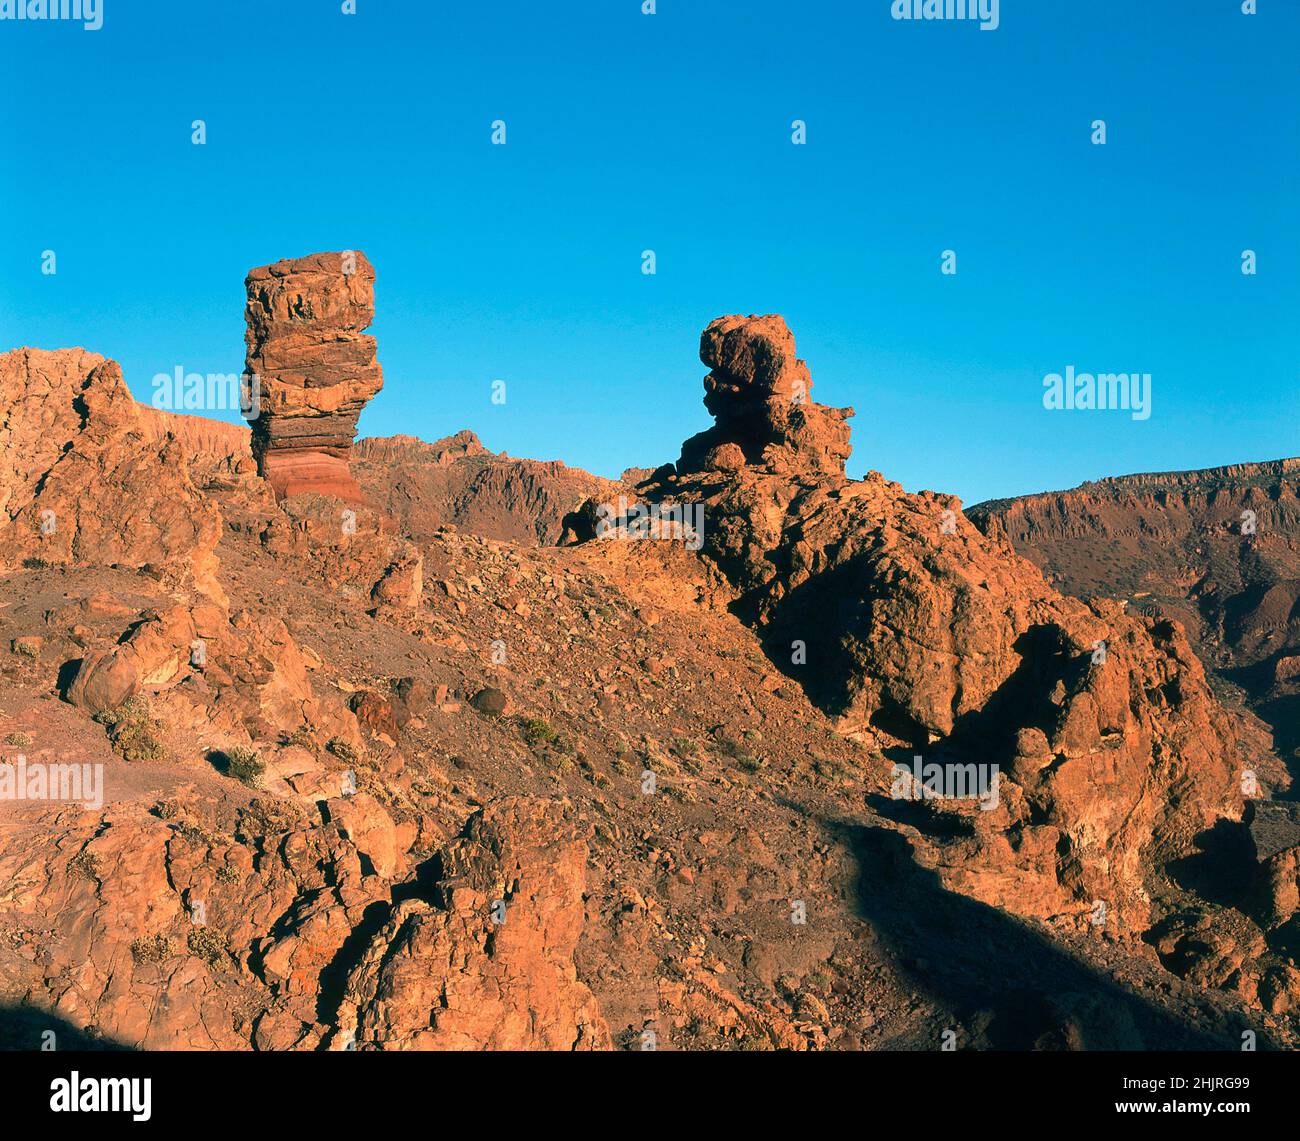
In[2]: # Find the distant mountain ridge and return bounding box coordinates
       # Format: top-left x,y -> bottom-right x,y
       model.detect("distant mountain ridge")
353,429 -> 620,547
971,457 -> 1300,759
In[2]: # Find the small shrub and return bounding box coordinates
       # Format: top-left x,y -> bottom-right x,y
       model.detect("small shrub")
519,716 -> 559,747
737,1035 -> 774,1052
716,735 -> 762,772
130,934 -> 174,964
113,721 -> 167,764
4,731 -> 33,747
11,640 -> 38,658
224,745 -> 265,788
805,970 -> 833,992
281,724 -> 317,754
175,820 -> 218,846
95,697 -> 167,763
187,926 -> 228,966
326,737 -> 359,765
237,797 -> 306,842
608,751 -> 632,776
92,696 -> 145,729
68,849 -> 101,881
811,756 -> 846,783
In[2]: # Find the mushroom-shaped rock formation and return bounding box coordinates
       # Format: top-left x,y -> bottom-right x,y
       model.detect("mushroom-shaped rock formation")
677,314 -> 853,478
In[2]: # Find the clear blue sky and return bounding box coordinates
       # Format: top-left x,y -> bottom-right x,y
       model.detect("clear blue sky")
2,0 -> 1296,505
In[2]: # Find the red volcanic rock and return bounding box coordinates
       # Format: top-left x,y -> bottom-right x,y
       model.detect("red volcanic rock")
341,797 -> 610,1050
644,315 -> 1281,931
66,604 -> 198,715
245,251 -> 384,503
349,690 -> 400,743
370,549 -> 424,610
678,315 -> 853,478
0,793 -> 399,1049
327,792 -> 404,880
0,348 -> 224,602
64,599 -> 333,744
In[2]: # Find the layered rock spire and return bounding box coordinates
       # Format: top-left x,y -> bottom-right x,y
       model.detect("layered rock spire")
245,251 -> 383,502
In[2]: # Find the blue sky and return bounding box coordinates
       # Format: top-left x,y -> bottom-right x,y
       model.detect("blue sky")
1,0 -> 1296,505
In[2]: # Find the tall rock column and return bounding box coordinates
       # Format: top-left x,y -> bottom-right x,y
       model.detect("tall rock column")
244,251 -> 384,503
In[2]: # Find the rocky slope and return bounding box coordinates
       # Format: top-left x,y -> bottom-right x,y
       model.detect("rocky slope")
1,260 -> 1297,1052
125,414 -> 618,549
629,316 -> 1288,948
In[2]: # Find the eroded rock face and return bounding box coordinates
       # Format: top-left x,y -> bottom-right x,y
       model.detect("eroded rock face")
5,287 -> 1295,1051
0,794 -> 386,1050
139,407 -> 258,493
677,315 -> 853,478
0,348 -> 224,602
0,793 -> 602,1051
341,797 -> 610,1050
245,252 -> 384,503
258,495 -> 426,618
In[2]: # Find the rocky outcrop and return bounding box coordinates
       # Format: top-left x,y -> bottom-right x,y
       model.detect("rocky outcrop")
677,315 -> 853,478
258,496 -> 426,618
5,281 -> 1296,1053
341,798 -> 610,1049
0,793 -> 392,1050
636,315 -> 1280,931
64,600 -> 334,744
354,431 -> 620,546
0,348 -> 224,602
1250,801 -> 1300,929
245,252 -> 384,503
